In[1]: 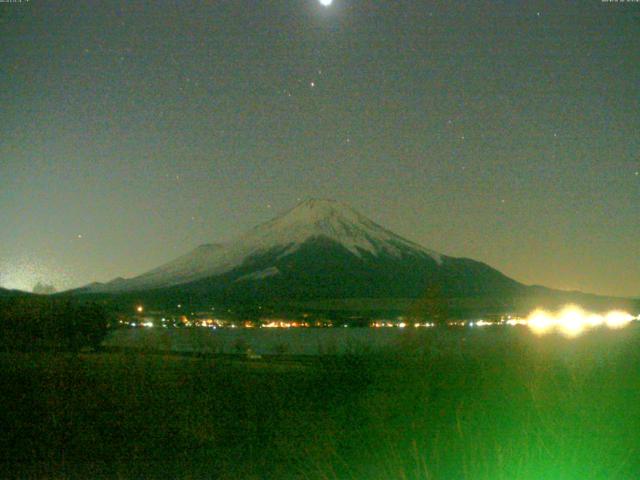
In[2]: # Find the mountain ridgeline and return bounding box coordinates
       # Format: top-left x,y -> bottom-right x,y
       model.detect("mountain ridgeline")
75,200 -> 636,318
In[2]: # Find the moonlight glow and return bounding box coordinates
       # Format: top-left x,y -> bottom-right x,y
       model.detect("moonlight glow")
318,0 -> 333,6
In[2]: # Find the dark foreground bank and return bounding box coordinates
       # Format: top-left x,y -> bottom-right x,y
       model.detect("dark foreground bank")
1,326 -> 640,479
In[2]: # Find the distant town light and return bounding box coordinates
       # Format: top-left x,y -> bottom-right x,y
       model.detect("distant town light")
527,309 -> 554,335
557,306 -> 585,338
526,305 -> 636,338
605,310 -> 634,329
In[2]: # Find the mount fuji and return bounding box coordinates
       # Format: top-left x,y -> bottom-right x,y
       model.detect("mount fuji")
76,199 -> 634,316
88,199 -> 449,292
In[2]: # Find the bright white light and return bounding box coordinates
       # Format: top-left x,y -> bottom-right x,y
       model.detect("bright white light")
605,311 -> 634,329
507,319 -> 526,326
585,314 -> 604,328
527,309 -> 554,335
319,0 -> 333,6
557,305 -> 585,338
525,305 -> 636,337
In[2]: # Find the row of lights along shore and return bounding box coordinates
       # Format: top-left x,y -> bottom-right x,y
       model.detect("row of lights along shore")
128,304 -> 639,338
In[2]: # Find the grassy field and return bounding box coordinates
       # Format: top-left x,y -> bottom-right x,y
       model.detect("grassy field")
2,326 -> 640,479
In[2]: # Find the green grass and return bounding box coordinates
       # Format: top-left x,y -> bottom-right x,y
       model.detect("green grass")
1,326 -> 640,479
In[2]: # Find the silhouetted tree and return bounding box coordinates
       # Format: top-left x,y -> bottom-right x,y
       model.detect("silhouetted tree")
0,297 -> 110,351
32,282 -> 57,295
408,283 -> 449,323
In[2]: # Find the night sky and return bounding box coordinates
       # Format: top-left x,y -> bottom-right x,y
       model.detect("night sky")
1,0 -> 638,296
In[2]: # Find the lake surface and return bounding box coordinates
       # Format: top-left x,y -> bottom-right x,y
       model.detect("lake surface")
105,322 -> 640,356
104,326 -> 468,355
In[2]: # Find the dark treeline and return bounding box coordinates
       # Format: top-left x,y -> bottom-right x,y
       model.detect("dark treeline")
0,296 -> 111,352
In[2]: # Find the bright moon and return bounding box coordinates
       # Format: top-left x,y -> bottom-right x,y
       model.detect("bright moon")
319,0 -> 333,6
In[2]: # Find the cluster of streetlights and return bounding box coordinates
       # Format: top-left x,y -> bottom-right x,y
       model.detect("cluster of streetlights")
526,305 -> 637,338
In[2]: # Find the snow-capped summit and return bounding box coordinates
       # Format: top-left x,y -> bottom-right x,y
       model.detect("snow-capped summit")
238,198 -> 442,261
87,199 -> 443,293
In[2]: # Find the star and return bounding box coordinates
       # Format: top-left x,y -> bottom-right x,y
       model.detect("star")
310,81 -> 316,88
